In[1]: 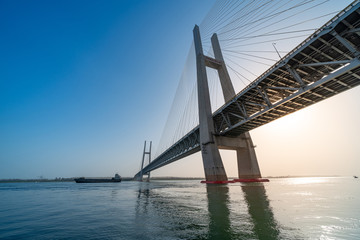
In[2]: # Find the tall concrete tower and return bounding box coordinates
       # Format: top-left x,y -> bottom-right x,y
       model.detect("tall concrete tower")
193,25 -> 264,183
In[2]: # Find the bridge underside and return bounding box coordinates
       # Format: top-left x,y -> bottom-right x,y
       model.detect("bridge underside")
134,1 -> 360,179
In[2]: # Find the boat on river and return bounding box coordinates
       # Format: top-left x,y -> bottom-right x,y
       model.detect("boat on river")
74,174 -> 122,183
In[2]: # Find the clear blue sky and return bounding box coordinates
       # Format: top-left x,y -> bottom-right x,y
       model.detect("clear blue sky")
1,0 -> 359,179
0,0 -> 215,178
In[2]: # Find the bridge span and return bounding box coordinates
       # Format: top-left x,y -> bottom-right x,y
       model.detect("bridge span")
134,1 -> 360,181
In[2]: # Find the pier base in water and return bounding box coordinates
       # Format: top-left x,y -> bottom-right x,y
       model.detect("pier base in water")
201,180 -> 235,184
233,178 -> 269,183
200,178 -> 269,184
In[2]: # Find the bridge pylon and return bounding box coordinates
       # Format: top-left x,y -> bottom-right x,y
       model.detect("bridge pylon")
193,25 -> 263,182
135,141 -> 152,182
194,25 -> 228,183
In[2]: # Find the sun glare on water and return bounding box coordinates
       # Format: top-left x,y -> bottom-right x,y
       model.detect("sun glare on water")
288,177 -> 328,185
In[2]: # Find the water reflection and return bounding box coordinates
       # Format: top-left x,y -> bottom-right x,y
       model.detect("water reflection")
135,182 -> 281,239
206,185 -> 232,239
135,182 -> 210,239
241,184 -> 280,239
206,184 -> 280,239
136,182 -> 151,213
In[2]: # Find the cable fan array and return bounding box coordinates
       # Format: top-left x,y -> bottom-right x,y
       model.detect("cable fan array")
153,0 -> 352,159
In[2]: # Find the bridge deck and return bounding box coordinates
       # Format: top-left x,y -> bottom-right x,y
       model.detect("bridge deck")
135,1 -> 360,178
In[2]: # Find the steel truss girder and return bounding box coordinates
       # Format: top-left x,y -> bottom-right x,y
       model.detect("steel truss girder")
266,86 -> 299,91
285,65 -> 306,87
344,27 -> 360,34
298,60 -> 352,67
217,58 -> 360,135
317,37 -> 353,60
332,32 -> 359,56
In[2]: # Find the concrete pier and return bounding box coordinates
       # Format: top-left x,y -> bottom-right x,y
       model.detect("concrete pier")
194,26 -> 263,182
193,25 -> 228,182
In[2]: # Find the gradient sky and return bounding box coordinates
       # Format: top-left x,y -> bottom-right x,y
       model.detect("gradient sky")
1,0 -> 359,179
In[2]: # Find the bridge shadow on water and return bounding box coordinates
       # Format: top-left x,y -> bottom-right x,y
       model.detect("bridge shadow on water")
240,184 -> 281,240
206,183 -> 280,240
135,182 -> 282,240
206,185 -> 233,239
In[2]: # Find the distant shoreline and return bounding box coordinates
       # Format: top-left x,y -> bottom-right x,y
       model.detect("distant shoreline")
0,175 -> 345,183
0,177 -> 134,183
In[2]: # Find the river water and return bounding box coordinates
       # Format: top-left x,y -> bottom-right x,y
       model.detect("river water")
0,177 -> 359,239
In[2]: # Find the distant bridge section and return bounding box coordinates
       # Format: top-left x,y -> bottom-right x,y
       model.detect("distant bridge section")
134,1 -> 360,179
134,127 -> 200,178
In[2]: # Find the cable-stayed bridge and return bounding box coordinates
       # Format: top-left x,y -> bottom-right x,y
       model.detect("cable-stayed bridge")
134,0 -> 360,182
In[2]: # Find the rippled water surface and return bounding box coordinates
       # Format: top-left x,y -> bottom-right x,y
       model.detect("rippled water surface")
0,177 -> 359,239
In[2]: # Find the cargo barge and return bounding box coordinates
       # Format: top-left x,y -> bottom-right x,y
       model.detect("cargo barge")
74,174 -> 121,183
